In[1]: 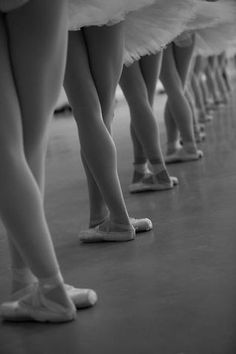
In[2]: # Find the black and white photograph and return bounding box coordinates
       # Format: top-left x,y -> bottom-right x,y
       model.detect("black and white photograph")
0,1 -> 236,353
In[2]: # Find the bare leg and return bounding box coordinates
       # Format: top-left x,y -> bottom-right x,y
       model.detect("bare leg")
214,55 -> 229,102
139,53 -> 163,107
191,70 -> 208,122
185,83 -> 201,142
80,24 -> 125,226
64,25 -> 131,229
127,52 -> 163,170
160,41 -> 197,152
5,0 -> 69,293
205,56 -> 221,103
175,41 -> 203,142
120,55 -> 165,165
119,52 -> 180,191
218,52 -> 232,92
0,1 -> 75,318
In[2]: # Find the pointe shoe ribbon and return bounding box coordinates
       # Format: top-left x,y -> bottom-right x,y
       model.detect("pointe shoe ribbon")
0,285 -> 76,323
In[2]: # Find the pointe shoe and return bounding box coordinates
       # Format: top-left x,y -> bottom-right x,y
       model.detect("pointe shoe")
91,215 -> 152,234
0,285 -> 76,323
165,147 -> 203,164
79,221 -> 135,243
10,283 -> 98,310
129,217 -> 153,233
64,285 -> 97,309
129,172 -> 178,193
129,170 -> 152,193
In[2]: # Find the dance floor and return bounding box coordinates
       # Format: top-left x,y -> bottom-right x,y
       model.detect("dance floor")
0,88 -> 236,354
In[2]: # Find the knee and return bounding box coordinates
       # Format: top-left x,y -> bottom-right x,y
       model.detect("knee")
166,86 -> 185,102
0,143 -> 24,178
23,131 -> 48,158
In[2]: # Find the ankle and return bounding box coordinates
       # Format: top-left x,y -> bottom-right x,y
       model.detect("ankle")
183,142 -> 197,153
156,169 -> 171,183
38,273 -> 74,309
133,162 -> 149,174
101,218 -> 133,232
38,271 -> 64,290
166,141 -> 181,154
89,212 -> 109,228
42,283 -> 74,309
132,170 -> 146,183
11,267 -> 37,293
150,162 -> 166,175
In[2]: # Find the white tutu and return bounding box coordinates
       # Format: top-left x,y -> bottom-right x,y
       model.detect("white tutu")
69,0 -> 199,65
186,0 -> 236,32
123,0 -> 199,65
195,22 -> 236,57
192,0 -> 236,57
0,0 -> 29,12
69,0 -> 155,29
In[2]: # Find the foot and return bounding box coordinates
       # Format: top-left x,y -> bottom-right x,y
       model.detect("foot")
166,140 -> 182,156
79,219 -> 135,243
129,170 -> 178,193
130,170 -> 152,190
10,283 -> 98,310
90,214 -> 152,234
1,283 -> 76,323
165,147 -> 203,164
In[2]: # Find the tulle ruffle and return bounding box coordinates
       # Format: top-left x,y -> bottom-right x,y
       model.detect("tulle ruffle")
123,0 -> 198,65
186,0 -> 235,31
193,0 -> 236,57
69,0 -> 155,30
195,22 -> 236,57
0,0 -> 29,12
68,0 -> 235,65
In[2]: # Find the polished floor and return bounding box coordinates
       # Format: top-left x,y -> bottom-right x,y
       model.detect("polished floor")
1,86 -> 236,354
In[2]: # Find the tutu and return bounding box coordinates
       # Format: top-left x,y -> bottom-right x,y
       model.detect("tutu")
174,32 -> 195,48
69,0 -> 155,29
0,0 -> 29,12
68,0 -> 235,65
123,0 -> 198,65
186,0 -> 236,32
192,0 -> 236,57
195,22 -> 236,57
69,0 -> 199,65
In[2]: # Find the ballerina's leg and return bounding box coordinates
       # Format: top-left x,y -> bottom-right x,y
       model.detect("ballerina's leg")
64,25 -> 132,230
127,53 -> 164,179
0,1 -> 76,322
6,0 -> 69,294
120,53 -> 179,189
160,42 -> 197,152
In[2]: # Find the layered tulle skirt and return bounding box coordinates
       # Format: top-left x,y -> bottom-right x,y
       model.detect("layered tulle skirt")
123,0 -> 199,64
188,0 -> 236,57
69,0 -> 200,64
69,0 -> 155,29
194,22 -> 236,57
0,0 -> 29,12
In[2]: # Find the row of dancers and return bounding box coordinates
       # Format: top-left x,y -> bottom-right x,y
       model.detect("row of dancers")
0,0 -> 235,323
